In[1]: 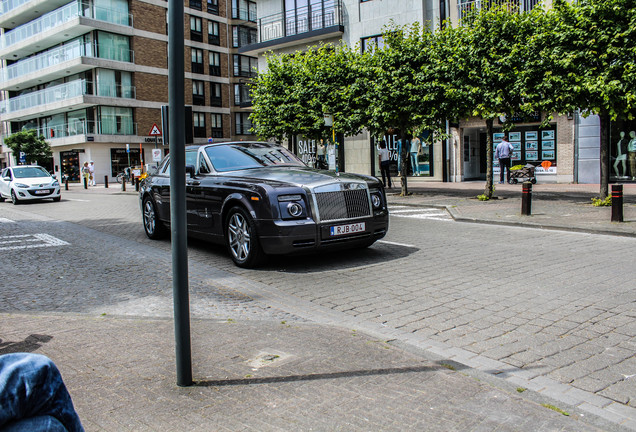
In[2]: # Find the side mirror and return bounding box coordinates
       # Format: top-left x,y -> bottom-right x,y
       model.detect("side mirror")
2,176 -> 10,182
51,174 -> 57,179
185,165 -> 195,178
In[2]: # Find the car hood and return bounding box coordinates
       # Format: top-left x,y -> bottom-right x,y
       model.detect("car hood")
228,167 -> 381,188
12,177 -> 55,186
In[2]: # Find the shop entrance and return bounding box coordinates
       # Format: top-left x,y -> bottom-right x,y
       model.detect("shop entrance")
60,150 -> 80,182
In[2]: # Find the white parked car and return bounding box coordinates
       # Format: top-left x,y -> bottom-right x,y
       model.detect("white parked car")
0,165 -> 61,204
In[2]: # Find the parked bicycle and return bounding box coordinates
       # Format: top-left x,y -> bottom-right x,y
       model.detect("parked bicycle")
116,167 -> 132,184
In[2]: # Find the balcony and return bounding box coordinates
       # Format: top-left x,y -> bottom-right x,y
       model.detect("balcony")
457,0 -> 539,20
0,79 -> 136,121
0,39 -> 135,91
3,120 -> 138,144
239,0 -> 343,56
0,0 -> 69,28
0,1 -> 133,61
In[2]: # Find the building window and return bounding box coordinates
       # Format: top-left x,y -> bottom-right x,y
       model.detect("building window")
210,83 -> 222,107
96,31 -> 131,62
208,51 -> 221,76
191,48 -> 204,74
192,80 -> 205,106
210,113 -> 223,138
208,21 -> 220,45
232,26 -> 257,48
361,35 -> 384,53
235,112 -> 253,135
189,0 -> 202,9
207,0 -> 219,14
193,112 -> 206,137
234,83 -> 252,107
233,55 -> 258,77
190,16 -> 203,42
232,0 -> 257,22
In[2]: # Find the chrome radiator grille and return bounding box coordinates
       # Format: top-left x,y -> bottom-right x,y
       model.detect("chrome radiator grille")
315,188 -> 371,222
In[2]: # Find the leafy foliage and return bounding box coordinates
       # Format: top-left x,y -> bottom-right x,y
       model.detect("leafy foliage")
4,130 -> 52,165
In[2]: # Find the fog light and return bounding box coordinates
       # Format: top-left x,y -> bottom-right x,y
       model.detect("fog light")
287,202 -> 303,217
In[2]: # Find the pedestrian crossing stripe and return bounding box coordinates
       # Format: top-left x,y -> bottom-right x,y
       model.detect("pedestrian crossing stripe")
388,205 -> 452,221
0,218 -> 15,223
0,233 -> 70,250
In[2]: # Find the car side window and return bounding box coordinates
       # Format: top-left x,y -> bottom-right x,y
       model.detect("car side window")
199,155 -> 210,174
185,151 -> 198,168
161,160 -> 170,175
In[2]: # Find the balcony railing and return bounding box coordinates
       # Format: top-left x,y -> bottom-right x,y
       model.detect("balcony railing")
258,0 -> 342,43
0,40 -> 134,85
8,120 -> 138,140
0,80 -> 135,114
0,1 -> 133,51
0,0 -> 29,15
457,0 -> 539,21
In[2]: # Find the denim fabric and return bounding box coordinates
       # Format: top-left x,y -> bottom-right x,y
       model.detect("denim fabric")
0,353 -> 84,432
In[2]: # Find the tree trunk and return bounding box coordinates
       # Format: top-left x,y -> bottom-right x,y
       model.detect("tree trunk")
599,111 -> 609,200
484,118 -> 494,199
400,130 -> 410,196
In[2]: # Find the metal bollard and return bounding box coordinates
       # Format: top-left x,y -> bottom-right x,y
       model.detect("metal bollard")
65,178 -> 69,191
122,179 -> 126,192
104,175 -> 109,188
135,178 -> 140,192
521,181 -> 532,216
130,173 -> 135,186
83,176 -> 88,189
611,184 -> 623,222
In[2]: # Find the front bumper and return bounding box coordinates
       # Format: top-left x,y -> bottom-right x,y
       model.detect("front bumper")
14,186 -> 61,200
257,211 -> 389,255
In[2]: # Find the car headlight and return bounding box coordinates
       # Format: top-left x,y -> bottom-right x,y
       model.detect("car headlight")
52,181 -> 59,187
14,183 -> 29,188
371,193 -> 381,209
278,194 -> 306,219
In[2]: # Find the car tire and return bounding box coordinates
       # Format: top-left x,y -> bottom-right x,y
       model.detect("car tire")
225,206 -> 265,268
142,197 -> 167,240
10,190 -> 20,205
53,196 -> 61,202
0,195 -> 4,202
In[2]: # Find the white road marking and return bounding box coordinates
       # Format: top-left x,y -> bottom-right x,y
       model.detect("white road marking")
0,218 -> 15,223
388,205 -> 452,221
377,240 -> 416,248
0,234 -> 70,250
64,198 -> 90,202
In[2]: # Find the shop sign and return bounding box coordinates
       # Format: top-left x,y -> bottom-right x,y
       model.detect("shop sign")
297,138 -> 317,167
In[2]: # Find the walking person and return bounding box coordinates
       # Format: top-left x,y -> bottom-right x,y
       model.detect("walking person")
378,141 -> 392,188
81,162 -> 90,187
88,161 -> 96,186
316,139 -> 327,169
495,134 -> 514,184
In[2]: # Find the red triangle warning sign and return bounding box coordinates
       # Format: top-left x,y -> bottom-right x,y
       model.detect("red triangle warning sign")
149,123 -> 162,136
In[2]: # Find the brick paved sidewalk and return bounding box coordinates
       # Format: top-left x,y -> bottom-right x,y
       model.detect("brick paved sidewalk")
387,179 -> 636,237
0,313 -> 614,431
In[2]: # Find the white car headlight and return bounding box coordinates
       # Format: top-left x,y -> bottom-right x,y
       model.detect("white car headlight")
14,183 -> 29,188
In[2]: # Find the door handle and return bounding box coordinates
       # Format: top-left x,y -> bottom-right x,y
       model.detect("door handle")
187,181 -> 200,186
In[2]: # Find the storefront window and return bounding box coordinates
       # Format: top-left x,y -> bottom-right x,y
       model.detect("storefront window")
60,150 -> 80,182
610,120 -> 636,181
110,148 -> 144,177
493,126 -> 557,175
372,132 -> 432,177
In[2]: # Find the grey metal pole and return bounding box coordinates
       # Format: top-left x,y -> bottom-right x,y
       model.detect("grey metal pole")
168,0 -> 192,386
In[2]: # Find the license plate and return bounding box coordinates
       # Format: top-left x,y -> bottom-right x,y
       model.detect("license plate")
330,222 -> 365,236
34,189 -> 50,195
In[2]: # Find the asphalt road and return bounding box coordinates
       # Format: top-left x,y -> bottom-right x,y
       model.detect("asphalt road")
1,186 -> 634,428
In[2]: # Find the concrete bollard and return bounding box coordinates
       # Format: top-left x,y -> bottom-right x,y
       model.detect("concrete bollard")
611,184 -> 623,222
122,179 -> 126,192
521,182 -> 532,216
104,175 -> 109,188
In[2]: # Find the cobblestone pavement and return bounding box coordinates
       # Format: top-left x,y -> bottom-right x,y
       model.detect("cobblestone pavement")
0,181 -> 634,430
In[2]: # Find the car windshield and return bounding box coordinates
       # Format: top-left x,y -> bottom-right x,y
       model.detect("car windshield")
205,143 -> 305,172
12,167 -> 50,178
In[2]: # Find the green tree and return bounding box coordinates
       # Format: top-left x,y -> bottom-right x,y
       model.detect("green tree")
547,0 -> 636,199
4,130 -> 52,165
364,22 -> 456,196
455,5 -> 543,198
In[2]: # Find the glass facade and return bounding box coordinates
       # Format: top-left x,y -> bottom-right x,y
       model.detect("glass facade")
610,119 -> 636,181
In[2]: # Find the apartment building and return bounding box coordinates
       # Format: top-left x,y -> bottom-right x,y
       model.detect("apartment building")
0,0 -> 258,182
241,0 -> 630,184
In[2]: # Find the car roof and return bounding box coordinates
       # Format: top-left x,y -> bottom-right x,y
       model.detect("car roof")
185,141 -> 277,150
